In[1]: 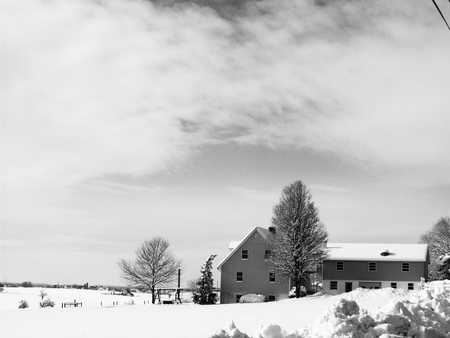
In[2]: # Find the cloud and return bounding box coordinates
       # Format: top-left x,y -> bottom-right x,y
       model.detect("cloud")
1,0 -> 450,192
226,186 -> 278,201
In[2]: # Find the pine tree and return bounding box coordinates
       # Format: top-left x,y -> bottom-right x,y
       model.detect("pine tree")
193,254 -> 217,304
270,180 -> 328,298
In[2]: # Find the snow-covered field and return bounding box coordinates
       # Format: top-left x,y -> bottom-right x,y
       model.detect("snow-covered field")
0,287 -> 153,310
0,282 -> 448,338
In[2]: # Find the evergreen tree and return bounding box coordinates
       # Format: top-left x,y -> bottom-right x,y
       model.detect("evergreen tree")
270,180 -> 328,298
193,254 -> 217,304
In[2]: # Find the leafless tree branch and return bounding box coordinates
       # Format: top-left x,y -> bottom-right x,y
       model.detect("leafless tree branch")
119,237 -> 181,303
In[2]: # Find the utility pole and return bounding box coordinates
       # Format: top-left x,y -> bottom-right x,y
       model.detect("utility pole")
176,268 -> 181,303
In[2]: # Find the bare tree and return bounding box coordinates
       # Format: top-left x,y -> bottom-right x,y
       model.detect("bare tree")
270,180 -> 328,298
119,237 -> 181,303
421,217 -> 450,280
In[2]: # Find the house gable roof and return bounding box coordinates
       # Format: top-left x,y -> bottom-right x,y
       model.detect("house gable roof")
326,243 -> 428,262
217,227 -> 274,270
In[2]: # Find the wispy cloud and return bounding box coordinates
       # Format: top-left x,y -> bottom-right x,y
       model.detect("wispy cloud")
2,0 -> 449,191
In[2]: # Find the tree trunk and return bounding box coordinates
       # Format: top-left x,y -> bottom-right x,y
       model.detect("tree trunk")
151,286 -> 156,304
295,275 -> 301,298
294,260 -> 301,298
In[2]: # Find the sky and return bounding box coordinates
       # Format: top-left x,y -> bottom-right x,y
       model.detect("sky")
1,0 -> 450,286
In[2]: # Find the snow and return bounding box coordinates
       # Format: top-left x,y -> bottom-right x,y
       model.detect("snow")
229,241 -> 240,251
0,287 -> 149,310
0,282 -> 448,338
212,282 -> 450,338
326,243 -> 429,262
239,294 -> 265,303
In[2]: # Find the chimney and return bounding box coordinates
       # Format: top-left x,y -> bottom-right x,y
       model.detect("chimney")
268,226 -> 276,234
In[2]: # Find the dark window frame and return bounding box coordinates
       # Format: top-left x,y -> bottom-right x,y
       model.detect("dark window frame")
267,295 -> 276,302
408,283 -> 414,290
241,249 -> 248,260
264,249 -> 272,260
269,271 -> 276,282
368,262 -> 377,272
235,294 -> 242,303
330,281 -> 338,290
236,272 -> 243,282
401,262 -> 410,272
391,282 -> 397,289
336,261 -> 344,271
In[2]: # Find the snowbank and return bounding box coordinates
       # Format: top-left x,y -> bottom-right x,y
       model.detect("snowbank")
210,283 -> 450,338
240,294 -> 265,303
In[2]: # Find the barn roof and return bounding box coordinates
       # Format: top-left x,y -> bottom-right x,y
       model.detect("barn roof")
326,243 -> 428,262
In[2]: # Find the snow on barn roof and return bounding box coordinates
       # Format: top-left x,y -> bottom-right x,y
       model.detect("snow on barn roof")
217,227 -> 275,270
228,241 -> 240,251
326,243 -> 428,262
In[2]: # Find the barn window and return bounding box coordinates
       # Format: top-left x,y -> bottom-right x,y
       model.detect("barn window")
330,281 -> 338,290
241,249 -> 248,260
236,272 -> 243,281
269,272 -> 276,282
391,282 -> 397,289
368,262 -> 377,272
336,261 -> 344,271
408,283 -> 414,290
267,295 -> 276,302
235,294 -> 242,303
264,250 -> 272,259
401,263 -> 410,272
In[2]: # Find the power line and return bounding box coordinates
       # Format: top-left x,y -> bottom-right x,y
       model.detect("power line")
432,0 -> 450,30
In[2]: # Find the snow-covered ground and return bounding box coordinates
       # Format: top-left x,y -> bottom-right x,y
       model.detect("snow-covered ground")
0,287 -> 151,310
0,282 -> 448,338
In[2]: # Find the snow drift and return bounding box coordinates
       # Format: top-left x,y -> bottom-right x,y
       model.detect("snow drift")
210,283 -> 450,338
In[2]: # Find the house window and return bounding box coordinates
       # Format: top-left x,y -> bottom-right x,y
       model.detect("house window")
241,249 -> 248,260
408,283 -> 414,290
368,262 -> 377,272
235,294 -> 242,303
391,282 -> 397,289
264,249 -> 272,259
236,272 -> 243,281
267,295 -> 276,302
401,263 -> 410,272
336,261 -> 344,271
330,281 -> 338,290
269,272 -> 276,282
